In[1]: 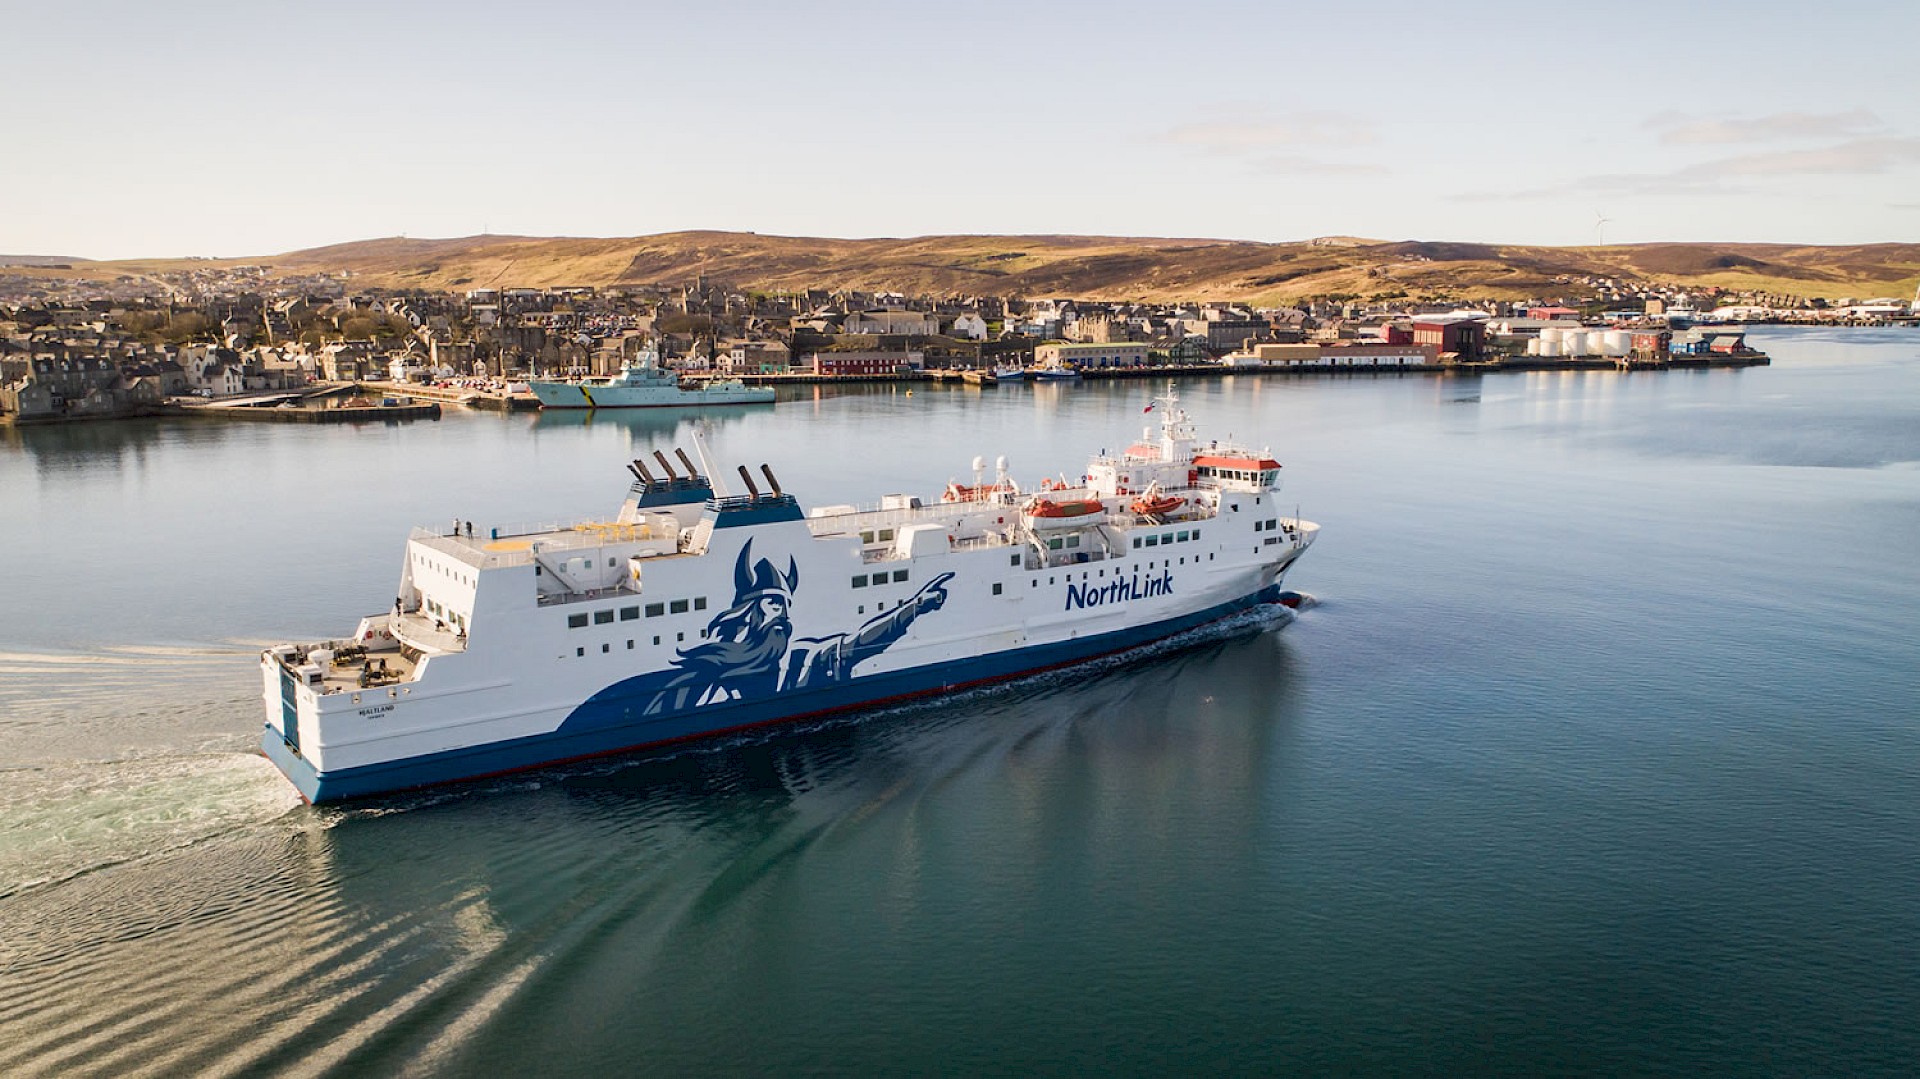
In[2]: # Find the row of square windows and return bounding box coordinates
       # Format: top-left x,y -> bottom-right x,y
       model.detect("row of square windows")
567,597 -> 708,629
852,569 -> 911,588
574,633 -> 686,657
1133,529 -> 1201,549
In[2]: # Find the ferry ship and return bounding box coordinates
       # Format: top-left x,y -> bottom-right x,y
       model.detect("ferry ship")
530,350 -> 775,409
260,387 -> 1317,803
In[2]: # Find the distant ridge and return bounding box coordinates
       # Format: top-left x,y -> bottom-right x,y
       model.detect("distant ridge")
0,254 -> 91,267
12,233 -> 1920,302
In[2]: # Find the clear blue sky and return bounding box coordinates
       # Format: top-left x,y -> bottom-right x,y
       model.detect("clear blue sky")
6,0 -> 1917,259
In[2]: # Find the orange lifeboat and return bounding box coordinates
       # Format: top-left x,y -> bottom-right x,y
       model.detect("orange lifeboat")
1130,495 -> 1184,516
1025,497 -> 1105,518
944,480 -> 1009,503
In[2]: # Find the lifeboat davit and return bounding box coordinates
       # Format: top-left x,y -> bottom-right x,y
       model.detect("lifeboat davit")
1130,495 -> 1184,516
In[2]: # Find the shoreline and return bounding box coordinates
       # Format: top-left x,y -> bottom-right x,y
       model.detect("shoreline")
0,351 -> 1773,427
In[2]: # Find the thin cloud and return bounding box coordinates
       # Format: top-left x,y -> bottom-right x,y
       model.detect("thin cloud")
1457,136 -> 1920,201
1166,111 -> 1375,152
1249,154 -> 1387,177
1644,109 -> 1883,145
1162,110 -> 1381,177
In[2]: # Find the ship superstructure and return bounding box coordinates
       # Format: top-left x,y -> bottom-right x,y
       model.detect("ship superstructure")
261,387 -> 1316,802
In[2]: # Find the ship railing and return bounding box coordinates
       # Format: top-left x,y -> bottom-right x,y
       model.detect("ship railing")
412,521 -> 674,569
484,517 -> 650,541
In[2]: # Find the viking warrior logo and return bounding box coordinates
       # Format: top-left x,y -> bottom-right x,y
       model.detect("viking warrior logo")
623,540 -> 954,717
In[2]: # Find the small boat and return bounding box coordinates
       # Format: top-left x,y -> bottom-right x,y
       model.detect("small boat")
961,369 -> 997,386
1130,494 -> 1184,516
1029,364 -> 1080,382
992,365 -> 1026,383
1024,497 -> 1104,518
531,348 -> 775,409
943,480 -> 1014,503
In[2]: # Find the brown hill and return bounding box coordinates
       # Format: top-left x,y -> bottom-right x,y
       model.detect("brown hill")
22,233 -> 1920,303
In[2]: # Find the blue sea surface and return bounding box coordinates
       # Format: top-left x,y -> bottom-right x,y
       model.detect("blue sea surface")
0,327 -> 1916,1075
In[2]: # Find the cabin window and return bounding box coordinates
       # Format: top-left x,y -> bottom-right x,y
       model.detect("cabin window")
653,635 -> 661,645
1145,535 -> 1158,547
567,613 -> 589,629
645,603 -> 665,617
607,558 -> 616,567
694,597 -> 707,611
676,632 -> 684,642
670,599 -> 689,614
852,575 -> 868,588
1132,538 -> 1141,549
627,640 -> 634,649
575,647 -> 585,657
594,609 -> 614,625
1048,538 -> 1063,550
1161,533 -> 1173,544
601,643 -> 610,654
1010,554 -> 1021,566
620,606 -> 639,620
992,583 -> 1003,595
1178,530 -> 1190,542
892,569 -> 908,583
1065,535 -> 1080,548
858,605 -> 864,614
534,566 -> 542,576
879,529 -> 895,541
861,530 -> 876,543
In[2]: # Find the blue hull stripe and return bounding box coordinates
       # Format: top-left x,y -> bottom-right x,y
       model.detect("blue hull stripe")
262,586 -> 1288,804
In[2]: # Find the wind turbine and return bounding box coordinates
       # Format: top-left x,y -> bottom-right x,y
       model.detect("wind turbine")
1593,210 -> 1612,247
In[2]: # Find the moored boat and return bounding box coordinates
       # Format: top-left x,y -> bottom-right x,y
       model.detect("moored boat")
531,349 -> 775,409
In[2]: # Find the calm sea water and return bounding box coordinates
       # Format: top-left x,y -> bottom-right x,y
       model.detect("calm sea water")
2,327 -> 1917,1075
